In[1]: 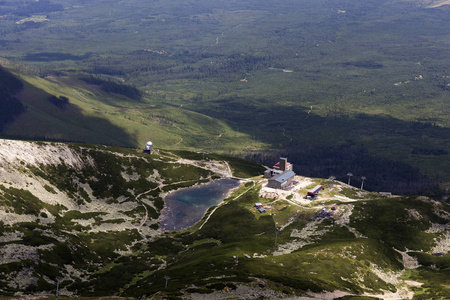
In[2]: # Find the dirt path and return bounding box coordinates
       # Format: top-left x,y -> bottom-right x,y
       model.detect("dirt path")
133,188 -> 160,235
174,137 -> 183,145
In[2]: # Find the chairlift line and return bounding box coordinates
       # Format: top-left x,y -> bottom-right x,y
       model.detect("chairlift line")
347,173 -> 353,185
164,275 -> 170,288
361,176 -> 366,190
329,175 -> 336,188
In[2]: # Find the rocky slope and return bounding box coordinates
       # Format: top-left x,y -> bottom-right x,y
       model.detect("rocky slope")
0,139 -> 234,296
0,139 -> 448,299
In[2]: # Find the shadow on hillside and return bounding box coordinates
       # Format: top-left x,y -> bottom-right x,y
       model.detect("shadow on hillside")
0,66 -> 136,146
2,95 -> 137,148
196,99 -> 450,196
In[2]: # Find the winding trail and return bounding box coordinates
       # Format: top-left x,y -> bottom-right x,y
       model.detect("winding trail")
134,187 -> 160,235
174,137 -> 183,145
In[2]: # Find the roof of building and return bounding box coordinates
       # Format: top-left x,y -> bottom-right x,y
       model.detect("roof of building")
269,170 -> 295,183
308,185 -> 324,193
273,162 -> 292,169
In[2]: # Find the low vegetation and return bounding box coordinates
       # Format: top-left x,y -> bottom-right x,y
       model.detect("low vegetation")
0,0 -> 448,197
0,140 -> 448,299
0,0 -> 449,297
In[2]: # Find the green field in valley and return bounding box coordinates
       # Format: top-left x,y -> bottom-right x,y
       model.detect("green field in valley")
0,0 -> 449,195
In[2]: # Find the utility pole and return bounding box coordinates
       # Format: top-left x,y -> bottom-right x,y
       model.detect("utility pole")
235,247 -> 240,263
164,276 -> 170,288
275,231 -> 279,247
347,173 -> 353,186
55,277 -> 61,299
329,176 -> 336,189
361,176 -> 366,190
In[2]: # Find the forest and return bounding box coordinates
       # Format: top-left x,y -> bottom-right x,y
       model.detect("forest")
47,95 -> 69,110
0,0 -> 449,196
0,0 -> 63,16
79,76 -> 143,101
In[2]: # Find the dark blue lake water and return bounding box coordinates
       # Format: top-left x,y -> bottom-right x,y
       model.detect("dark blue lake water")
161,179 -> 240,231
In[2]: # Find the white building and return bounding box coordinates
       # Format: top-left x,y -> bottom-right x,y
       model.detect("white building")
143,141 -> 153,154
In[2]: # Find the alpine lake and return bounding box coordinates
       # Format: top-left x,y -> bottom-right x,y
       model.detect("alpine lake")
161,179 -> 240,231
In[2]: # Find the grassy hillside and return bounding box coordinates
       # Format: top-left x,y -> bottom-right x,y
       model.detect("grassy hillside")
1,69 -> 445,196
1,73 -> 264,153
0,140 -> 448,299
0,66 -> 25,131
0,0 -> 449,194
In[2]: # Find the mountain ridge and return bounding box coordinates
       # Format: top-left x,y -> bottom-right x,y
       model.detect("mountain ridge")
0,139 -> 448,299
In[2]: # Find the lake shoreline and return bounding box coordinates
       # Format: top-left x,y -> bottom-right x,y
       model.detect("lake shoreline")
160,178 -> 241,232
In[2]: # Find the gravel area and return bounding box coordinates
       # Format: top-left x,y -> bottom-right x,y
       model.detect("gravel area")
274,219 -> 329,256
431,231 -> 450,255
394,249 -> 420,269
175,158 -> 232,178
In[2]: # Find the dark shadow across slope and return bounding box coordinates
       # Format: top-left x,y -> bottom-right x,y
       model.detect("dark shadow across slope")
194,100 -> 449,196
